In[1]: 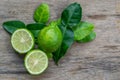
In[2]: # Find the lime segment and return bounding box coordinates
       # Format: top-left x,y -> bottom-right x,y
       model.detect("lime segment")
11,29 -> 34,54
25,50 -> 48,75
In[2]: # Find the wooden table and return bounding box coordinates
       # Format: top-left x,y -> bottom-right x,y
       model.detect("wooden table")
0,0 -> 120,80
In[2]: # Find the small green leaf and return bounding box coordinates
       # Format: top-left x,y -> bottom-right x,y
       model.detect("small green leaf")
30,30 -> 40,38
26,23 -> 46,30
78,31 -> 96,43
2,20 -> 25,34
53,2 -> 82,64
34,3 -> 50,23
26,23 -> 46,38
73,21 -> 94,41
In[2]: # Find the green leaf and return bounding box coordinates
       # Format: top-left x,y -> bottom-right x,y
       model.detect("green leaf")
34,3 -> 50,23
78,31 -> 96,43
26,23 -> 46,38
30,30 -> 40,38
53,25 -> 74,64
61,2 -> 82,27
2,20 -> 25,34
26,23 -> 45,30
73,21 -> 94,41
53,2 -> 82,64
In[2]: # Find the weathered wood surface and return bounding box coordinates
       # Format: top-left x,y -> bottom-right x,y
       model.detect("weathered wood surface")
0,0 -> 120,80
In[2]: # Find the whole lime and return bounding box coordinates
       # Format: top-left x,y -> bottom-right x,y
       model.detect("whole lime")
37,24 -> 62,53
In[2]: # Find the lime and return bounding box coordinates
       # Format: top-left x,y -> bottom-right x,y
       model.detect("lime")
24,50 -> 48,75
37,24 -> 62,53
11,29 -> 34,54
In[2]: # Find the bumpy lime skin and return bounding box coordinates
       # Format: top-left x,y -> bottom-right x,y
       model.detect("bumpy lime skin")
37,26 -> 63,53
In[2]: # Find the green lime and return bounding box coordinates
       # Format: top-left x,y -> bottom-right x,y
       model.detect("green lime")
11,29 -> 34,54
37,25 -> 62,53
24,50 -> 48,75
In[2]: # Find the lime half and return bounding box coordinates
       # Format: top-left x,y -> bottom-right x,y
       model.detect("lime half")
11,29 -> 34,54
25,50 -> 48,75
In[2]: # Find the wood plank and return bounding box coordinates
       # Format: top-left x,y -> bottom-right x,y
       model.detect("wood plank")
0,0 -> 120,80
68,0 -> 118,15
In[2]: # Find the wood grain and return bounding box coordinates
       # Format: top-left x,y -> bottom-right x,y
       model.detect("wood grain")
0,0 -> 120,80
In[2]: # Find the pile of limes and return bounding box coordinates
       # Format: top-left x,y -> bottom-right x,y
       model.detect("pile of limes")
11,23 -> 62,75
2,2 -> 96,75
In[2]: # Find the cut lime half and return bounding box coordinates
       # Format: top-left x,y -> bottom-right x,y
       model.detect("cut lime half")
11,29 -> 34,54
25,50 -> 48,75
